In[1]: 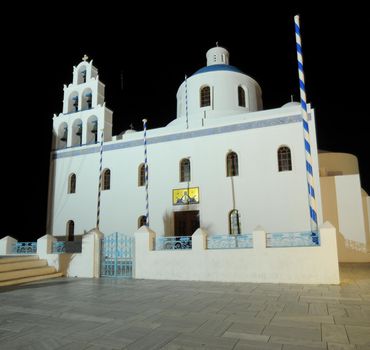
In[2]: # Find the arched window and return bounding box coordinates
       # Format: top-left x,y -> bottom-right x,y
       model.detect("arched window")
72,96 -> 79,112
58,124 -> 68,149
200,86 -> 211,107
278,146 -> 292,171
226,152 -> 239,177
180,158 -> 191,182
68,173 -> 76,193
138,163 -> 146,187
86,117 -> 98,144
138,215 -> 147,228
82,89 -> 93,110
67,220 -> 74,241
71,119 -> 83,147
81,70 -> 86,83
102,169 -> 111,190
238,86 -> 246,107
76,123 -> 82,146
77,67 -> 87,84
68,92 -> 79,113
229,210 -> 241,235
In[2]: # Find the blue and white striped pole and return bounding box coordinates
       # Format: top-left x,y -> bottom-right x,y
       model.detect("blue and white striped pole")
96,128 -> 104,229
185,75 -> 189,129
142,119 -> 149,226
294,15 -> 318,233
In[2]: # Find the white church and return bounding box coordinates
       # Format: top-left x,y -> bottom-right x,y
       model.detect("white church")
47,46 -> 370,264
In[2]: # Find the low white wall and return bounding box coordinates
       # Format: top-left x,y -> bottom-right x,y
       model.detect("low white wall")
37,230 -> 102,278
134,223 -> 340,284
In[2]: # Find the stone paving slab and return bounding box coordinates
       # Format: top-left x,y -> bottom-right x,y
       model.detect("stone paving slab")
321,324 -> 349,344
234,339 -> 282,349
0,263 -> 369,349
345,325 -> 370,345
327,343 -> 356,350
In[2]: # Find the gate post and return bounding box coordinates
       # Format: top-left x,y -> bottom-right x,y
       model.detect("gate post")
134,225 -> 156,279
87,228 -> 104,278
0,236 -> 17,255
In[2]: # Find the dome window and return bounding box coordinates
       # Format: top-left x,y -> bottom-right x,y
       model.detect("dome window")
238,86 -> 246,107
200,86 -> 211,107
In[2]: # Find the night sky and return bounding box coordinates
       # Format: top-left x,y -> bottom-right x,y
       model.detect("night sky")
2,5 -> 369,241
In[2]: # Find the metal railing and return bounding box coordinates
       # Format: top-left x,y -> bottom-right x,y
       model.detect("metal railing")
207,234 -> 253,249
52,241 -> 82,253
266,231 -> 320,247
156,236 -> 192,250
12,242 -> 37,254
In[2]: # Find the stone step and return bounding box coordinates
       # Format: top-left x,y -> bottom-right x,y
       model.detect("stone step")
0,272 -> 63,287
0,266 -> 57,282
0,259 -> 48,273
0,256 -> 39,264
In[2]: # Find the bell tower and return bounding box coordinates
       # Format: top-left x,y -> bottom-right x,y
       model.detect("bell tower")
52,54 -> 113,150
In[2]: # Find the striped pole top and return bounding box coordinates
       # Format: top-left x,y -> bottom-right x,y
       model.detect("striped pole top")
185,75 -> 189,129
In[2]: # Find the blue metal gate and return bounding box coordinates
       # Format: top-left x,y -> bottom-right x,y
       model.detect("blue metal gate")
100,233 -> 134,278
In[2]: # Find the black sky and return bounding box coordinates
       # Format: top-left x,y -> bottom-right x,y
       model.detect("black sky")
2,5 -> 369,241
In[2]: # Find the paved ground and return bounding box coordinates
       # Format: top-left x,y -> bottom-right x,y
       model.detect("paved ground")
0,264 -> 370,350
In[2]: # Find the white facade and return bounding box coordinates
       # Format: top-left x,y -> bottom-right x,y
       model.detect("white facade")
48,47 -> 322,239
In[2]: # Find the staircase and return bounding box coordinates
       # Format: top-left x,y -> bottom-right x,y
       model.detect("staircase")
0,256 -> 63,287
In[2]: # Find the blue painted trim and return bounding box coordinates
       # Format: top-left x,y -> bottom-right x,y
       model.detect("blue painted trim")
193,64 -> 243,76
303,119 -> 309,132
304,139 -> 311,154
296,43 -> 302,54
295,23 -> 301,35
300,99 -> 307,111
310,186 -> 315,198
306,161 -> 313,175
53,115 -> 302,160
310,207 -> 318,223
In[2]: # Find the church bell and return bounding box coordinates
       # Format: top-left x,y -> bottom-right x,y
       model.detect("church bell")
60,127 -> 68,142
76,123 -> 82,136
91,121 -> 97,134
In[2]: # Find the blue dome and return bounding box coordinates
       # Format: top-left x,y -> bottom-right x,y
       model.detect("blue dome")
193,64 -> 243,76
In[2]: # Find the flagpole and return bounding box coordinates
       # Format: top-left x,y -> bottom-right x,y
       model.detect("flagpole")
142,119 -> 149,226
294,15 -> 318,233
96,128 -> 104,230
185,75 -> 189,129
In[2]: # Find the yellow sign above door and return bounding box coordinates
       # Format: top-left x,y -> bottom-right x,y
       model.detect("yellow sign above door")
173,187 -> 199,205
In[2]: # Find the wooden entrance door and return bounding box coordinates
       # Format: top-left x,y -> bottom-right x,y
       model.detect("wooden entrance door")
174,210 -> 199,236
